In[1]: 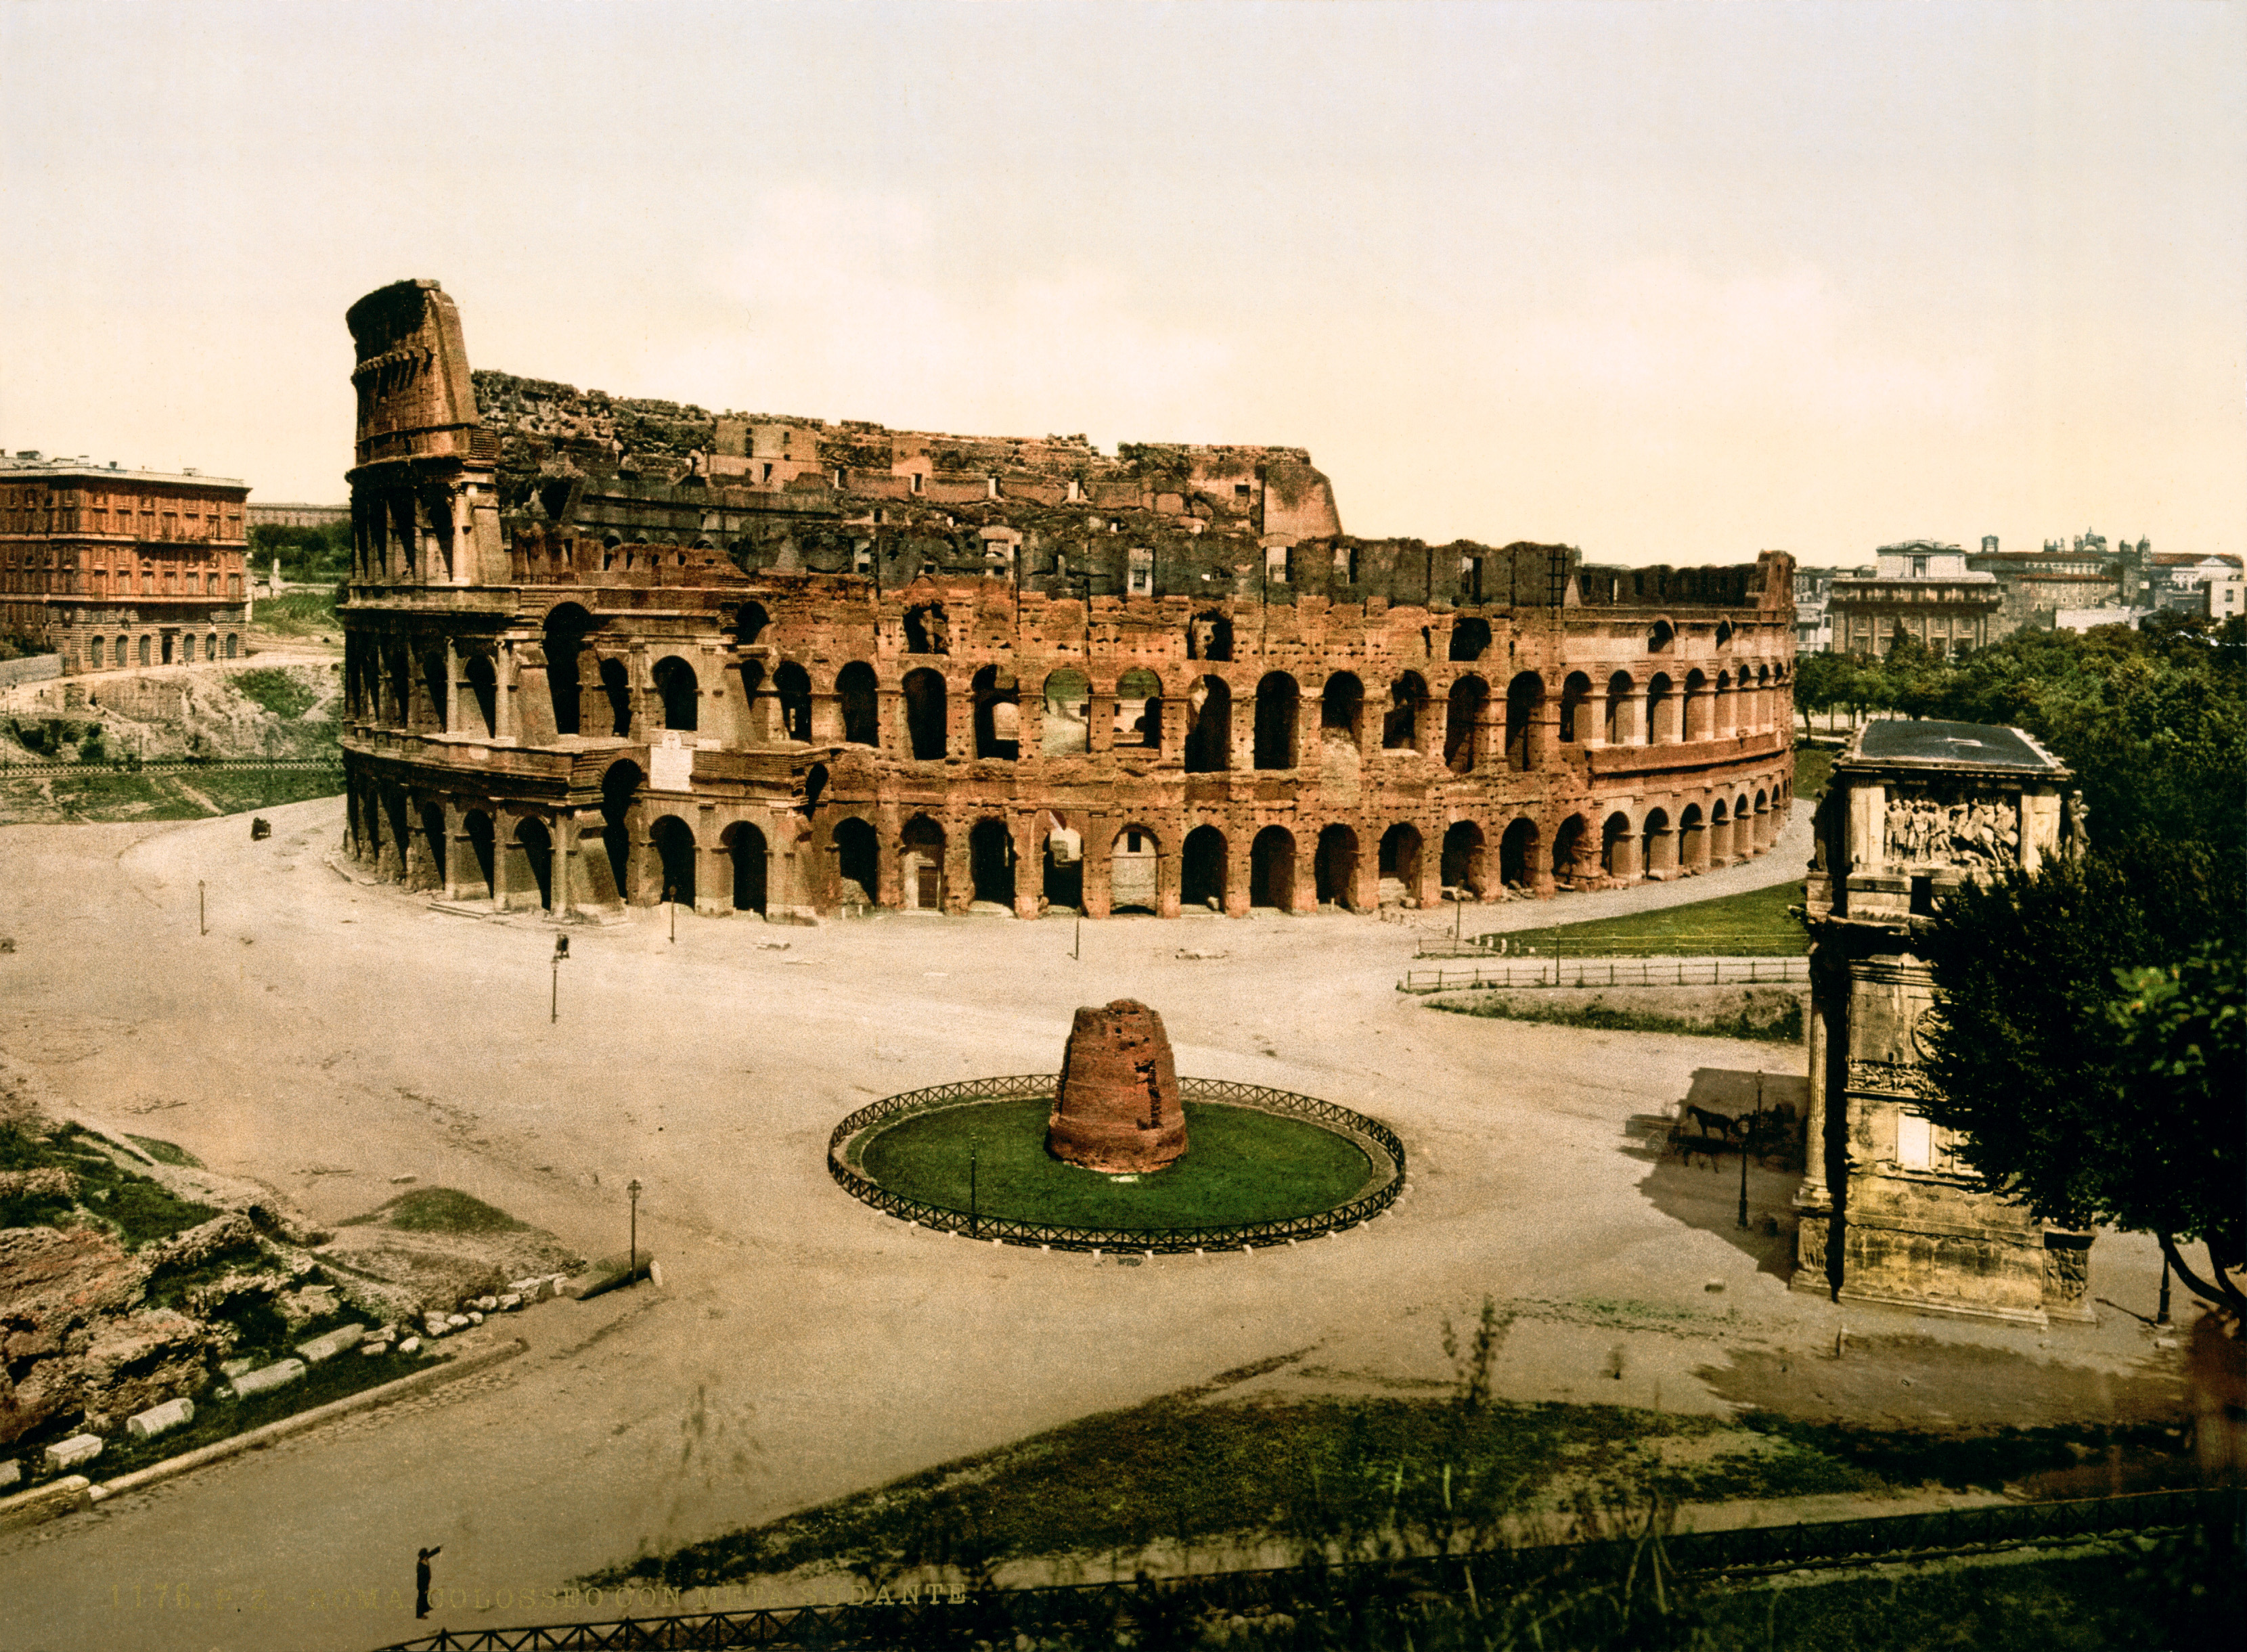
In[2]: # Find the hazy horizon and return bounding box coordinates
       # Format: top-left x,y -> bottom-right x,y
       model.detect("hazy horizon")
3,1 -> 2241,566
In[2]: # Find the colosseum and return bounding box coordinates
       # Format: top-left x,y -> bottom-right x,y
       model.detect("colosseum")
338,280 -> 1796,923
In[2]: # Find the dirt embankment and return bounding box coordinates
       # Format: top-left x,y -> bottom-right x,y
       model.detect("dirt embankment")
2,660 -> 342,766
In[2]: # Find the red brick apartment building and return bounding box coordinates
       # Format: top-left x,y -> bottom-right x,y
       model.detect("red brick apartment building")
0,452 -> 251,672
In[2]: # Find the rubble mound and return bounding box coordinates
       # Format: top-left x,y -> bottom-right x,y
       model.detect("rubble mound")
321,1188 -> 578,1316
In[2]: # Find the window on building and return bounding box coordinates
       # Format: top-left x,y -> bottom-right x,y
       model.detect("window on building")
1266,544 -> 1290,583
1128,548 -> 1153,596
1897,1111 -> 1934,1171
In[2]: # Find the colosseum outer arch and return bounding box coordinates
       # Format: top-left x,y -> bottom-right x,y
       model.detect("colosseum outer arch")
338,280 -> 1796,924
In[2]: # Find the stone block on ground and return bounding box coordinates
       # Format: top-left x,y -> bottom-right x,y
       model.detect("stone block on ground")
293,1323 -> 368,1365
125,1397 -> 194,1442
397,1337 -> 420,1355
560,1254 -> 656,1301
231,1358 -> 305,1398
497,1293 -> 521,1311
0,1460 -> 19,1490
43,1435 -> 102,1472
219,1357 -> 257,1379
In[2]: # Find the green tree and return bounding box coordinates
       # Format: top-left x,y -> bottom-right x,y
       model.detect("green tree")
1917,851 -> 2244,1312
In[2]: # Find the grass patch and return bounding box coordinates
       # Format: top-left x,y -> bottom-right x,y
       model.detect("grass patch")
1795,742 -> 1837,801
252,589 -> 341,637
0,766 -> 343,824
855,1100 -> 1374,1230
0,1123 -> 217,1247
1426,993 -> 1804,1044
1473,878 -> 1807,958
91,1332 -> 440,1479
125,1134 -> 202,1167
339,1186 -> 528,1235
229,668 -> 318,719
589,1381 -> 2190,1594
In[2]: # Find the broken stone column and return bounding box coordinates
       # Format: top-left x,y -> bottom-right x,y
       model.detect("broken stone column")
126,1397 -> 194,1442
1046,1000 -> 1188,1173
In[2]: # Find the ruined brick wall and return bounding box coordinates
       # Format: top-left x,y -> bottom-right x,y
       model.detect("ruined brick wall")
337,282 -> 1798,926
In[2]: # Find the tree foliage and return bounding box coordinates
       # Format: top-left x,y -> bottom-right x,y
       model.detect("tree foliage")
1909,613 -> 2246,1308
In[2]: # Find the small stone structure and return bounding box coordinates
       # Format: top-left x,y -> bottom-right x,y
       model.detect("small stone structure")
1047,1000 -> 1188,1173
1793,719 -> 2093,1325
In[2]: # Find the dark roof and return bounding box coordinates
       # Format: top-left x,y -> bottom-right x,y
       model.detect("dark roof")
1856,719 -> 2057,772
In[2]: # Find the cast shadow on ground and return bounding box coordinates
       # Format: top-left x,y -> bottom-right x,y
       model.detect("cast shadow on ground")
1623,1067 -> 1811,1282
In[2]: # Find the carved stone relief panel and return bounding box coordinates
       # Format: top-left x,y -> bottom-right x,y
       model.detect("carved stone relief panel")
1879,786 -> 2020,872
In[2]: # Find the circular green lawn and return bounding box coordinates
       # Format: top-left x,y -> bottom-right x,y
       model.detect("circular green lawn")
855,1099 -> 1375,1231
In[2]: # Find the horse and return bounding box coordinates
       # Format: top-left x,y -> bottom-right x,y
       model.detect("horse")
1685,1102 -> 1741,1141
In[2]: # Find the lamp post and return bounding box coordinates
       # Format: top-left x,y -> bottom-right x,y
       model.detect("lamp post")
627,1177 -> 642,1285
667,884 -> 676,944
198,880 -> 206,937
969,1146 -> 979,1241
1737,1073 -> 1760,1230
550,933 -> 568,1023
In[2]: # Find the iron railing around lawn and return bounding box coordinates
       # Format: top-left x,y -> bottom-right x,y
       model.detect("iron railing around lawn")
1400,956 -> 1810,992
827,1075 -> 1405,1255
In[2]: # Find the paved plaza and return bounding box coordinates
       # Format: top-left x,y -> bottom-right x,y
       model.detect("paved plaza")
0,797 -> 2173,1651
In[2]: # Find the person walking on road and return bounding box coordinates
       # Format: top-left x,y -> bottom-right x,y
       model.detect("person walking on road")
416,1546 -> 443,1619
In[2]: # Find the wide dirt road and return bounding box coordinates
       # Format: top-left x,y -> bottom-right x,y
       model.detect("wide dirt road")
0,800 -> 2171,1652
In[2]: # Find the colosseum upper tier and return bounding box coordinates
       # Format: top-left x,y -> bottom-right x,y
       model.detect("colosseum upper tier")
338,280 -> 1797,923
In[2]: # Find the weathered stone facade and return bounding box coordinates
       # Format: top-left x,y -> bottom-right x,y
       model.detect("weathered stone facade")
338,281 -> 1797,922
1048,1000 -> 1187,1173
1792,719 -> 2094,1326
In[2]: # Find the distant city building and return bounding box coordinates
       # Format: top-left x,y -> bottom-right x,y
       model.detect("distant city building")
1826,542 -> 2001,658
2052,605 -> 2153,634
1,451 -> 250,673
1966,533 -> 2125,638
1792,565 -> 1842,654
2146,553 -> 2244,619
247,501 -> 350,530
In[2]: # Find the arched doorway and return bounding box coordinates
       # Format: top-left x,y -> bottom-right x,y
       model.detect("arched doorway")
973,667 -> 1020,759
728,824 -> 767,914
833,817 -> 878,906
599,760 -> 642,901
1320,673 -> 1363,749
1448,617 -> 1491,661
1042,669 -> 1090,756
1249,826 -> 1295,911
1559,673 -> 1590,744
768,662 -> 808,742
1111,824 -> 1159,914
1039,814 -> 1083,911
1378,823 -> 1422,903
1505,673 -> 1543,771
1643,809 -> 1674,876
466,656 -> 498,738
1383,673 -> 1427,750
837,662 -> 878,746
1115,669 -> 1161,749
902,669 -> 948,759
1498,818 -> 1538,889
1253,673 -> 1299,769
1551,814 -> 1589,885
1601,812 -> 1634,879
598,658 -> 631,736
1605,671 -> 1634,743
1441,820 -> 1485,897
1445,676 -> 1488,773
1679,804 -> 1706,870
415,800 -> 445,892
1181,825 -> 1226,911
1184,675 -> 1230,772
902,815 -> 945,910
1314,824 -> 1359,909
464,811 -> 496,897
515,818 -> 553,911
1646,674 -> 1674,744
542,604 -> 593,736
651,816 -> 696,906
970,818 -> 1017,906
651,656 -> 692,732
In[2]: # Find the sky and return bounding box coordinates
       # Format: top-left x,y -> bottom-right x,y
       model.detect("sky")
2,0 -> 2242,565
